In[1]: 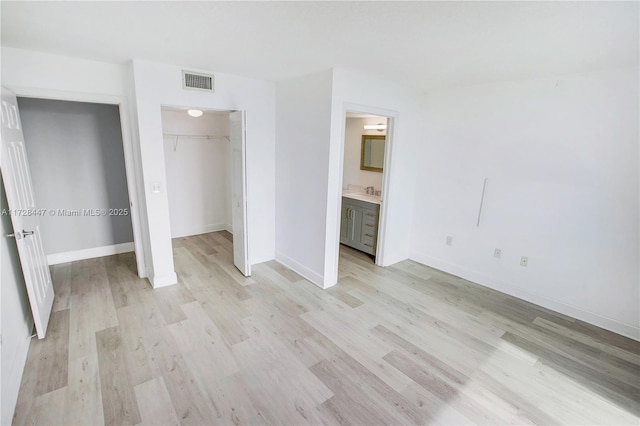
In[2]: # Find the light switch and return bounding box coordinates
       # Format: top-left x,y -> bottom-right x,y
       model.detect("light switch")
151,182 -> 161,194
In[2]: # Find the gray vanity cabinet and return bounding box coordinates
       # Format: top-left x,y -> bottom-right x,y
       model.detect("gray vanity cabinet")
340,197 -> 379,255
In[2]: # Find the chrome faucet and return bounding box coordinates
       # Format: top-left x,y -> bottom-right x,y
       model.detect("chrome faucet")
366,186 -> 374,195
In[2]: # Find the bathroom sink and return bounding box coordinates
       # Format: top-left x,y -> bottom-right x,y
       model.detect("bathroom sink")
342,191 -> 381,204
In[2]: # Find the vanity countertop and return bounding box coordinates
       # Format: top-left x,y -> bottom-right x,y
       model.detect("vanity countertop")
342,190 -> 381,205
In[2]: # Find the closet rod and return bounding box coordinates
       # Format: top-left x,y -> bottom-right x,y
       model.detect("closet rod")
163,133 -> 229,140
166,133 -> 230,152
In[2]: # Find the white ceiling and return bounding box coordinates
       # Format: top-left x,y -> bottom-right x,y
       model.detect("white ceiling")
2,1 -> 638,91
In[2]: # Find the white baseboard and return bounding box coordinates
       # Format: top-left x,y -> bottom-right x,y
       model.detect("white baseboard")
225,223 -> 233,234
172,223 -> 229,239
275,251 -> 326,289
47,242 -> 135,265
410,251 -> 640,341
149,272 -> 178,288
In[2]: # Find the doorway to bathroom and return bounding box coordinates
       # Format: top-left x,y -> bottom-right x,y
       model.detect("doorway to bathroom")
338,111 -> 390,269
160,106 -> 250,277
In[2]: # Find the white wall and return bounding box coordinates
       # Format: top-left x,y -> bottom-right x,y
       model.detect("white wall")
161,109 -> 231,238
1,178 -> 34,426
0,48 -> 129,97
412,67 -> 639,339
325,68 -> 425,285
275,68 -> 424,288
275,70 -> 334,286
18,98 -> 133,256
132,60 -> 276,286
342,117 -> 385,191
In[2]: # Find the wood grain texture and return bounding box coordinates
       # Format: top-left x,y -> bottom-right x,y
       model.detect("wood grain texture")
95,326 -> 141,426
12,233 -> 640,425
134,377 -> 180,426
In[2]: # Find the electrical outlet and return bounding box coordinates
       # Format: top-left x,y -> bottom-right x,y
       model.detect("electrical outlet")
446,236 -> 453,246
494,248 -> 502,259
520,256 -> 528,267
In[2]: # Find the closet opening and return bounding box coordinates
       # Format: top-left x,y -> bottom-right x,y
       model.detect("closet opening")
16,97 -> 142,272
160,106 -> 250,277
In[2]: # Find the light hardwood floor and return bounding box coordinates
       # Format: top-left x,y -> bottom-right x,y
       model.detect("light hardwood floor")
12,231 -> 640,425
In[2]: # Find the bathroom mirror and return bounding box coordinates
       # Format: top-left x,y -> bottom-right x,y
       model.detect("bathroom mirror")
360,135 -> 385,172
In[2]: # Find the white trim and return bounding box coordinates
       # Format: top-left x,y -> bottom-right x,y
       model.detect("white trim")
171,223 -> 228,239
374,113 -> 397,267
225,223 -> 233,234
149,272 -> 178,288
275,251 -> 328,289
7,85 -> 147,278
7,86 -> 124,104
410,251 -> 640,342
47,242 -> 134,265
117,98 -> 147,278
238,110 -> 251,276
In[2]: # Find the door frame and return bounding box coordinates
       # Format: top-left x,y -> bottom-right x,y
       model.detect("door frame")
6,86 -> 147,278
230,110 -> 251,276
331,103 -> 398,281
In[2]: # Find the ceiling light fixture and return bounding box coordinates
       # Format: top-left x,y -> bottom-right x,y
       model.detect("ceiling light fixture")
187,109 -> 203,118
364,123 -> 386,131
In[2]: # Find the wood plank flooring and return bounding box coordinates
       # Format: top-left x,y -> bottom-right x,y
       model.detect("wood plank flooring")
12,231 -> 640,425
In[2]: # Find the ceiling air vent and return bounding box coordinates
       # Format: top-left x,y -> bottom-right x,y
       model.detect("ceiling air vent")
182,70 -> 214,92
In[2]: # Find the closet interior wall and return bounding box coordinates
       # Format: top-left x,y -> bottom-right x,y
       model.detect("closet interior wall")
161,108 -> 232,238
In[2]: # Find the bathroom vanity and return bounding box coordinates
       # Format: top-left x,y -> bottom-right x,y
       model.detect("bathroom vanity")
340,193 -> 380,256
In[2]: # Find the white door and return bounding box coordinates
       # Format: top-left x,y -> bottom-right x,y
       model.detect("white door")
0,87 -> 54,339
229,111 -> 250,276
